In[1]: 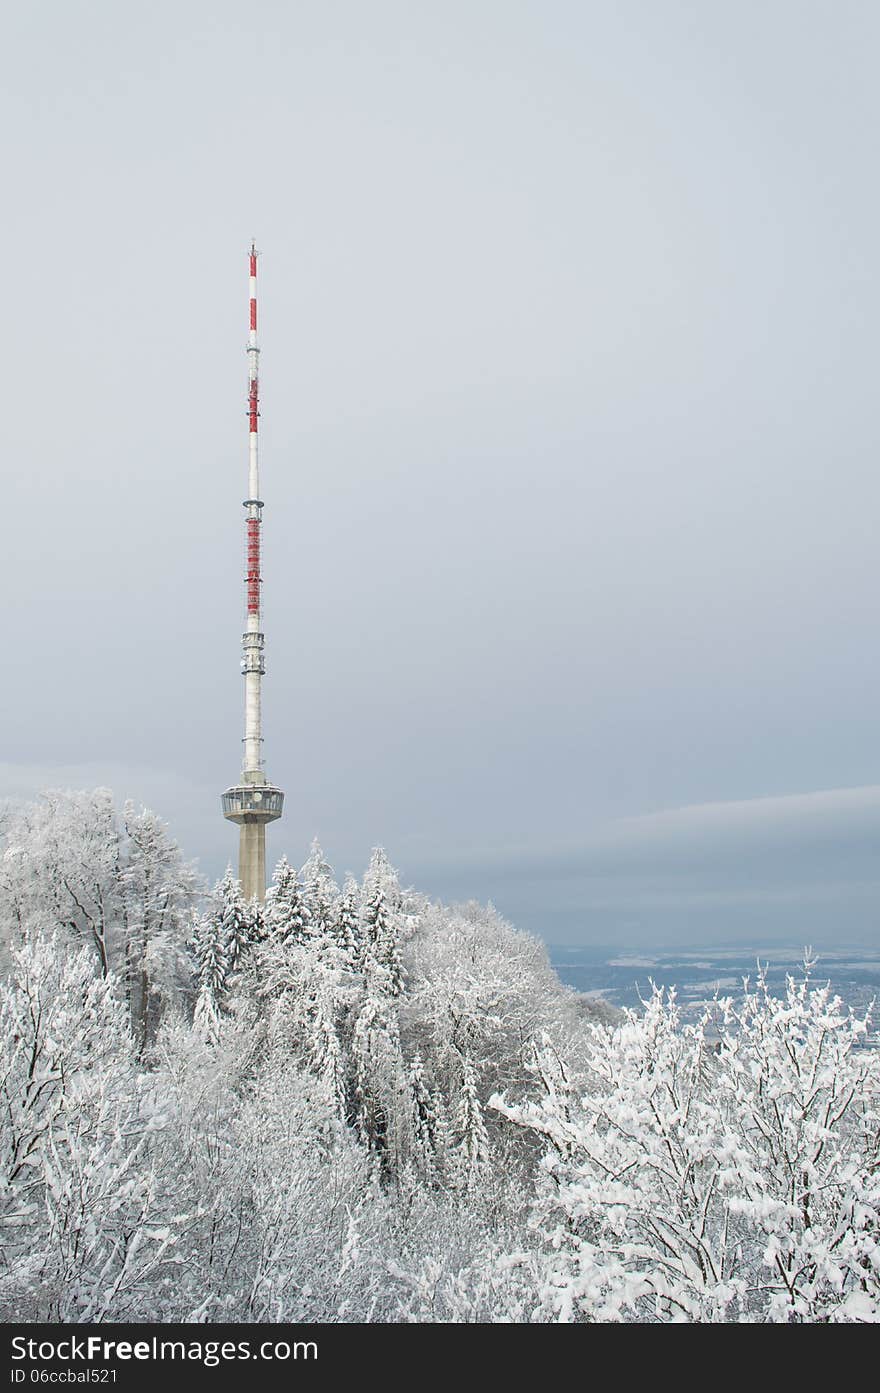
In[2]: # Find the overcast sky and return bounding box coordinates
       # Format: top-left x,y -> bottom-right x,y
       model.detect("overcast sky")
3,1 -> 880,946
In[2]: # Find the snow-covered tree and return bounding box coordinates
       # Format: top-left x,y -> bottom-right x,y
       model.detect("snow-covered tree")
120,802 -> 201,1050
264,856 -> 311,943
408,1052 -> 441,1184
300,840 -> 339,942
306,967 -> 348,1118
352,966 -> 408,1174
331,874 -> 361,962
452,1055 -> 491,1193
715,964 -> 880,1322
0,932 -> 183,1321
402,899 -> 588,1180
0,790 -> 201,1026
190,914 -> 227,1042
492,966 -> 880,1323
8,794 -> 873,1326
0,789 -> 121,976
360,848 -> 404,996
214,867 -> 255,974
189,869 -> 255,1039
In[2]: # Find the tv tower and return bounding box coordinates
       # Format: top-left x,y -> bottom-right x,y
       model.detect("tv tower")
221,244 -> 284,901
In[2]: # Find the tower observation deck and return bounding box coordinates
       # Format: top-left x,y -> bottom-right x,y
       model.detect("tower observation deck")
221,244 -> 283,901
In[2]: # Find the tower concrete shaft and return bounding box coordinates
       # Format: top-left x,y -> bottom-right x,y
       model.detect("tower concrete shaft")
221,244 -> 283,902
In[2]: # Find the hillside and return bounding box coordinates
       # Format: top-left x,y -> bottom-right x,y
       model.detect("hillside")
0,791 -> 877,1322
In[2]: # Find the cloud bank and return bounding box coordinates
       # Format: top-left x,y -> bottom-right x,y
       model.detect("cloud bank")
406,786 -> 880,945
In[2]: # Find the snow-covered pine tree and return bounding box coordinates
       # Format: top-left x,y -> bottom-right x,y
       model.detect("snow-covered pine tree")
429,1084 -> 452,1178
408,1052 -> 440,1183
214,867 -> 254,976
246,895 -> 267,943
352,966 -> 408,1175
190,910 -> 228,1042
360,848 -> 404,996
452,1055 -> 490,1193
331,874 -> 361,963
309,970 -> 347,1119
188,870 -> 254,1039
300,840 -> 339,943
264,856 -> 311,943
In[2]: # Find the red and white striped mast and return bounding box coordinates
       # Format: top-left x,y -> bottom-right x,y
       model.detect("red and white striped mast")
221,243 -> 284,903
244,241 -> 263,772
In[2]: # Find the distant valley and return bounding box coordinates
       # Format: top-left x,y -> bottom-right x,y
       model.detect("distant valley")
550,942 -> 880,1032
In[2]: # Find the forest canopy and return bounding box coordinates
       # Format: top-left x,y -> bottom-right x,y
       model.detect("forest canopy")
0,790 -> 877,1323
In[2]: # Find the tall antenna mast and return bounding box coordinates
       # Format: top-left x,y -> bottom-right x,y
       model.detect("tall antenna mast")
221,243 -> 284,901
